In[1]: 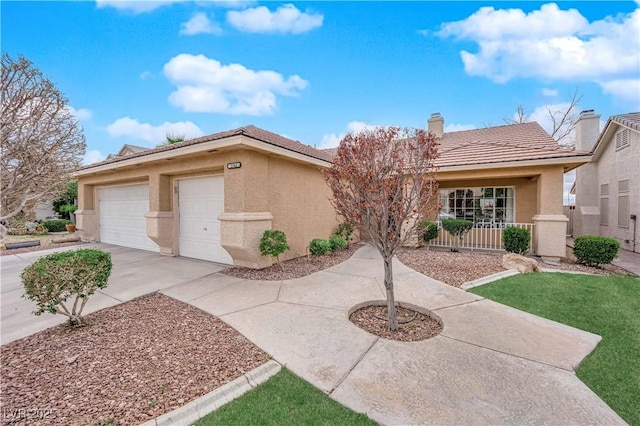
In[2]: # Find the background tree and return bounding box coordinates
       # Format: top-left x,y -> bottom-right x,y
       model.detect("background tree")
1,54 -> 86,221
157,133 -> 185,147
52,180 -> 78,220
323,127 -> 439,330
504,90 -> 583,146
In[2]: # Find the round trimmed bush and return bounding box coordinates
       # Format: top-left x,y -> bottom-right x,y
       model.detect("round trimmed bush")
573,236 -> 620,267
329,236 -> 347,252
309,239 -> 331,257
502,226 -> 531,255
419,220 -> 439,244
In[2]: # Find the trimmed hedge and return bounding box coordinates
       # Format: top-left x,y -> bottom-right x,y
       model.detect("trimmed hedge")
329,236 -> 347,252
41,219 -> 72,232
573,236 -> 620,267
419,220 -> 439,244
309,239 -> 331,257
502,227 -> 531,255
21,249 -> 112,326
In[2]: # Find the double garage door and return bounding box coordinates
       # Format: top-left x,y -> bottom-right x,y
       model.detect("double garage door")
98,177 -> 231,264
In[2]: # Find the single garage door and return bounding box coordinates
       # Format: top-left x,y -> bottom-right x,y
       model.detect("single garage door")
98,184 -> 158,252
179,175 -> 232,264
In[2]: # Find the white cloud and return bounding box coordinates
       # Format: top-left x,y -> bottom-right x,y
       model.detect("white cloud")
319,121 -> 382,149
180,12 -> 222,35
444,123 -> 476,133
564,169 -> 576,205
438,3 -> 640,104
599,78 -> 640,105
67,106 -> 92,121
542,88 -> 558,97
95,0 -> 184,13
140,71 -> 153,80
163,53 -> 308,115
83,150 -> 107,165
106,116 -> 204,145
527,102 -> 576,145
227,4 -> 323,34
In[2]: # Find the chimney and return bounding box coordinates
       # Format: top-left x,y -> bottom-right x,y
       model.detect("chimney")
428,112 -> 444,138
574,109 -> 601,151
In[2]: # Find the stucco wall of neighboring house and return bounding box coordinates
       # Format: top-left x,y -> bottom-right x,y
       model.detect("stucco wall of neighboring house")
76,143 -> 339,268
596,129 -> 640,252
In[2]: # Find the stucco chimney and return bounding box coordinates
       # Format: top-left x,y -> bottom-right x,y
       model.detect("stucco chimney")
574,109 -> 601,151
428,112 -> 444,138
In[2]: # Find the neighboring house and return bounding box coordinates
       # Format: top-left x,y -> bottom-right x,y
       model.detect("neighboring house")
34,199 -> 57,221
75,117 -> 590,268
106,144 -> 149,159
573,111 -> 639,253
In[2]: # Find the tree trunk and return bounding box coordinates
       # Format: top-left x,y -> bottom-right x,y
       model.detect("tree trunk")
383,255 -> 399,331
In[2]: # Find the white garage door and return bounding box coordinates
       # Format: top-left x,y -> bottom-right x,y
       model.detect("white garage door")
179,175 -> 232,264
98,184 -> 158,252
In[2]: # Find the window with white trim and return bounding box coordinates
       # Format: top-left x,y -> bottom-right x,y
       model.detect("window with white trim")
600,183 -> 609,226
438,187 -> 515,226
615,129 -> 630,151
618,179 -> 630,228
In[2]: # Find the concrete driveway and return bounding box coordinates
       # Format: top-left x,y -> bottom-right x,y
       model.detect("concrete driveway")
0,243 -> 226,345
0,243 -> 626,425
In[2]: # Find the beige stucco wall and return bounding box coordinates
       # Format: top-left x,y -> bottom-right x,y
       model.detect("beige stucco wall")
76,142 -> 339,268
594,128 -> 639,252
432,164 -> 568,259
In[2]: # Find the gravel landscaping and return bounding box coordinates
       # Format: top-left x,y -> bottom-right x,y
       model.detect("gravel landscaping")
224,243 -> 363,281
350,305 -> 443,342
0,293 -> 269,425
398,246 -> 632,287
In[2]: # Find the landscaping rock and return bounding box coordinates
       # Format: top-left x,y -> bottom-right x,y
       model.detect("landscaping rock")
502,253 -> 540,273
52,235 -> 81,243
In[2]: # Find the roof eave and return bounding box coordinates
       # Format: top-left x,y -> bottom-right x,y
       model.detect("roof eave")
74,135 -> 331,177
437,155 -> 592,173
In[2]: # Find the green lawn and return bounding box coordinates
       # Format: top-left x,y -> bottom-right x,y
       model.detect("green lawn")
469,272 -> 640,425
196,368 -> 375,426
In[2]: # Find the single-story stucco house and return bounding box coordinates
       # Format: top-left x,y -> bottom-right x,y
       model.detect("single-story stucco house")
74,115 -> 591,267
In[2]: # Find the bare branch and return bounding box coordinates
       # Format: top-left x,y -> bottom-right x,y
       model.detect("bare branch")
1,53 -> 86,221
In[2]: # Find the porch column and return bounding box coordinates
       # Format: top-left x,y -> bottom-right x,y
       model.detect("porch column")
75,183 -> 97,242
145,174 -> 174,256
533,166 -> 568,261
219,151 -> 273,268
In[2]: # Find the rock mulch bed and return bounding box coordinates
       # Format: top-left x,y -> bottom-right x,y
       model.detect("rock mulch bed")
1,234 -> 83,257
0,293 -> 269,425
397,248 -> 505,287
224,243 -> 363,281
350,305 -> 443,342
398,247 -> 633,287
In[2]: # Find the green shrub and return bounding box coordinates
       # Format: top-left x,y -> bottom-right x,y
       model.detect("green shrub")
573,236 -> 620,267
502,227 -> 531,255
41,219 -> 72,232
21,249 -> 112,326
309,239 -> 331,257
259,230 -> 290,270
441,219 -> 473,252
329,236 -> 347,252
418,220 -> 439,244
334,222 -> 354,245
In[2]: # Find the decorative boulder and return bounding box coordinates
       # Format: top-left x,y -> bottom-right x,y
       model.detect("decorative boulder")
502,253 -> 541,274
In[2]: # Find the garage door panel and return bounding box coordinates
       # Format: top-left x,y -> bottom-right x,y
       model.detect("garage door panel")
98,184 -> 158,252
179,176 -> 231,264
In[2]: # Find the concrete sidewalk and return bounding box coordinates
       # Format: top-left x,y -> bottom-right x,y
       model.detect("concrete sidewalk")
169,244 -> 625,425
1,243 -> 625,424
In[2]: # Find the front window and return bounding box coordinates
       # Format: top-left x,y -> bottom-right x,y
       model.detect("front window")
439,187 -> 515,226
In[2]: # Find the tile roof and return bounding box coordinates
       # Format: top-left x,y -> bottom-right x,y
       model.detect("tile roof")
80,125 -> 333,170
436,122 -> 589,167
611,112 -> 640,131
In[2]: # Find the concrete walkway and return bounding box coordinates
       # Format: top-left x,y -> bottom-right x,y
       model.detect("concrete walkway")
613,247 -> 640,276
1,244 -> 626,424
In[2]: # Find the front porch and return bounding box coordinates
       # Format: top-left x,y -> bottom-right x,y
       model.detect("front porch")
430,222 -> 536,252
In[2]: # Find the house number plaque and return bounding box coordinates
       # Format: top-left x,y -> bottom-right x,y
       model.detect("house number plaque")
227,162 -> 241,169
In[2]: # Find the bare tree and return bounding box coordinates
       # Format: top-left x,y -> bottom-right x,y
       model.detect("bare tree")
323,127 -> 439,330
1,54 -> 86,221
504,90 -> 583,146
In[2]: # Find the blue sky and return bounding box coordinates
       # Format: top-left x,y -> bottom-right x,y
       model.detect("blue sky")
3,1 -> 639,201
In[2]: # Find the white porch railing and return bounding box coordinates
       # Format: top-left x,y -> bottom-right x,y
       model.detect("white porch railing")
429,222 -> 535,251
